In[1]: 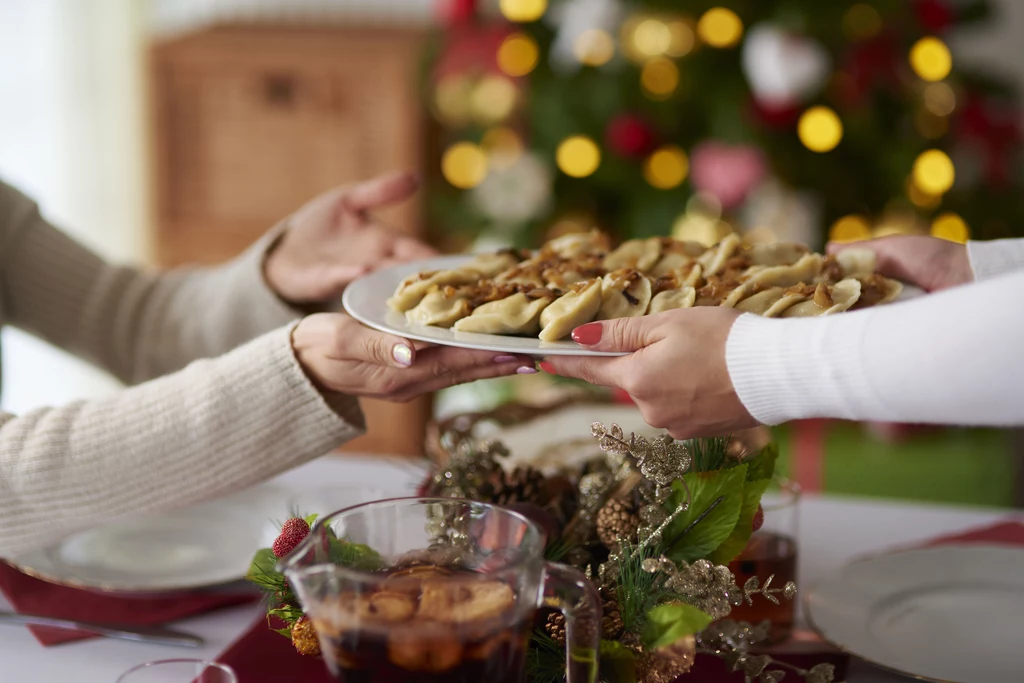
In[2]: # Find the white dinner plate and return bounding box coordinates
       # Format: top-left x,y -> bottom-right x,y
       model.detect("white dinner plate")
343,256 -> 927,357
342,256 -> 626,357
4,467 -> 420,594
805,544 -> 1024,683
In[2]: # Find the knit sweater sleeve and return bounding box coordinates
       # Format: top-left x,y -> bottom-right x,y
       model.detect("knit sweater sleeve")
967,238 -> 1024,282
0,326 -> 364,557
726,270 -> 1024,427
0,180 -> 303,384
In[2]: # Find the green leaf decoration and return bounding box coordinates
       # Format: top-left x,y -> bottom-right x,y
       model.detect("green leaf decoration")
599,640 -> 637,683
303,513 -> 319,527
744,444 -> 779,483
328,537 -> 384,571
641,603 -> 714,650
246,548 -> 281,584
663,466 -> 747,563
708,476 -> 773,565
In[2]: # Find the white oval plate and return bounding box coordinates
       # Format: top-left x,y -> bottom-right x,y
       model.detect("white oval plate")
4,471 -> 420,594
805,544 -> 1024,683
342,256 -> 626,357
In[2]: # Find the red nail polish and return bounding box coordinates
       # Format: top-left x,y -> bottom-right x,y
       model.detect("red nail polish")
572,323 -> 603,346
539,361 -> 556,374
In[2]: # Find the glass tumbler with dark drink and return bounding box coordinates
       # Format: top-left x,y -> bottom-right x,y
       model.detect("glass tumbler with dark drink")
727,478 -> 800,644
278,498 -> 601,683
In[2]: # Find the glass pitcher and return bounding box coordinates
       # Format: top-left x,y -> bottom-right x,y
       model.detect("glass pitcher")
278,497 -> 600,683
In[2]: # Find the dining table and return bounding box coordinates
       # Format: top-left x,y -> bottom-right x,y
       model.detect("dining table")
1,453 -> 1017,683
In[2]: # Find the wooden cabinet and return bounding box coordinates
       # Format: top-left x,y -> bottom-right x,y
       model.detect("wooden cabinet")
149,24 -> 432,455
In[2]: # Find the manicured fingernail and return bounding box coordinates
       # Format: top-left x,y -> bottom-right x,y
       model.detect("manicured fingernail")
516,366 -> 538,374
539,361 -> 555,374
392,344 -> 413,367
494,355 -> 518,363
572,323 -> 602,346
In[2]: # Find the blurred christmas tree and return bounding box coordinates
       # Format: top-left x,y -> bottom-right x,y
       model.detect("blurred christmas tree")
424,0 -> 1023,252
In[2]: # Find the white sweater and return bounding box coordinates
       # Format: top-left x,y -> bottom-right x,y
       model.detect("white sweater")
727,239 -> 1024,426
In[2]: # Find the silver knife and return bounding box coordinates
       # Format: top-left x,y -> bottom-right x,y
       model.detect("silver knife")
0,610 -> 204,647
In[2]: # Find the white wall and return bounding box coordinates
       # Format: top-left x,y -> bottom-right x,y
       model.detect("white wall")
0,0 -> 147,414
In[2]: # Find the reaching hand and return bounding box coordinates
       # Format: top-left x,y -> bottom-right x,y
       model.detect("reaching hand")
265,171 -> 437,304
542,308 -> 757,438
827,235 -> 972,292
291,314 -> 536,403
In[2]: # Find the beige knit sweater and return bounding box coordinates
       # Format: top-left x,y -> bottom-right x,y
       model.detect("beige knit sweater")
0,181 -> 364,558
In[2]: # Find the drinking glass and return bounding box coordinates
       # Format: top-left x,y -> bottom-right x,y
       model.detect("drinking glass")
726,478 -> 800,644
116,659 -> 237,683
278,497 -> 601,683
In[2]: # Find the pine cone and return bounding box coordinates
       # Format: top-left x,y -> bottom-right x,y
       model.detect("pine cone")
545,611 -> 566,645
596,497 -> 639,549
601,589 -> 624,639
291,616 -> 321,657
488,467 -> 546,506
636,635 -> 697,683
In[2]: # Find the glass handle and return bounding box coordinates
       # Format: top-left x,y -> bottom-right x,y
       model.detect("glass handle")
541,561 -> 600,683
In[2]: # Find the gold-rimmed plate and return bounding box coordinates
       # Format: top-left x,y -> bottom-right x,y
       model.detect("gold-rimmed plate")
805,544 -> 1024,683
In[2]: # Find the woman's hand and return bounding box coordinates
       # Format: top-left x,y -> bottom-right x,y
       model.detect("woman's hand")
542,308 -> 757,438
828,235 -> 972,292
265,171 -> 437,304
292,314 -> 536,402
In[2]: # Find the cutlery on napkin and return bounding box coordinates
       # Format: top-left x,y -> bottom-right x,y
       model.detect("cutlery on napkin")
0,610 -> 204,647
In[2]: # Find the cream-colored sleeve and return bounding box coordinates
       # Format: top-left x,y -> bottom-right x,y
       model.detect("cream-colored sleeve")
0,326 -> 365,558
0,181 -> 304,384
967,238 -> 1024,282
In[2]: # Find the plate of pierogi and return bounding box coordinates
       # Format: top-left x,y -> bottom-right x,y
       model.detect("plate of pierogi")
342,231 -> 916,357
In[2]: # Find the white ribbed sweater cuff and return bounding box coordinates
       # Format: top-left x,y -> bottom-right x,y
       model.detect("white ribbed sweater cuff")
725,313 -> 876,426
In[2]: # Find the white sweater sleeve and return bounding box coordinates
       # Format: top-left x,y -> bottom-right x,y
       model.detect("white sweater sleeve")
726,270 -> 1024,426
968,238 -> 1024,282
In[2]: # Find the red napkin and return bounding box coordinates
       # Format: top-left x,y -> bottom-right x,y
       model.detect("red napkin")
219,616 -> 334,682
919,518 -> 1024,548
0,562 -> 258,646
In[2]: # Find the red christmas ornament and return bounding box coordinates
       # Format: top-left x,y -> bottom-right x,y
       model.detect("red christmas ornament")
272,518 -> 311,559
748,97 -> 801,129
914,0 -> 953,33
605,115 -> 657,158
956,97 -> 1022,188
438,0 -> 479,25
836,33 -> 900,107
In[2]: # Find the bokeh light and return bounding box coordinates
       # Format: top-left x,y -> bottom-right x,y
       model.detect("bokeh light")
672,214 -> 726,246
499,0 -> 547,23
643,145 -> 689,189
574,29 -> 615,66
915,109 -> 949,139
912,149 -> 955,194
910,37 -> 952,82
633,18 -> 673,57
842,4 -> 882,41
697,8 -> 743,48
497,33 -> 540,77
471,75 -> 518,123
481,127 -> 524,170
931,212 -> 970,243
798,106 -> 844,152
829,215 -> 872,243
641,57 -> 679,99
556,136 -> 601,178
666,19 -> 696,57
442,142 -> 489,189
906,176 -> 941,209
923,82 -> 956,117
687,191 -> 723,220
434,76 -> 475,126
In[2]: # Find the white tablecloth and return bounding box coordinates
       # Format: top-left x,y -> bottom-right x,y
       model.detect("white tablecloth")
1,454 -> 1014,683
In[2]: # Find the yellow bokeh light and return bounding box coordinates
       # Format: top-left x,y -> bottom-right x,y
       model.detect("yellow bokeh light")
697,8 -> 743,49
829,215 -> 872,243
641,57 -> 680,99
434,76 -> 474,126
574,29 -> 615,66
481,127 -> 523,170
915,109 -> 949,139
499,0 -> 547,23
842,4 -> 882,41
910,37 -> 952,82
912,149 -> 955,195
923,82 -> 956,117
906,176 -> 941,209
667,19 -> 696,57
672,214 -> 726,247
744,225 -> 779,244
556,135 -> 601,178
497,33 -> 540,77
931,212 -> 970,243
471,75 -> 518,123
634,18 -> 673,57
798,106 -> 844,153
643,145 -> 689,189
442,142 -> 489,189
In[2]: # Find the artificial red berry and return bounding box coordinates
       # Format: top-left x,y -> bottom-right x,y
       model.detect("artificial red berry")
752,504 -> 765,533
272,517 -> 311,558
